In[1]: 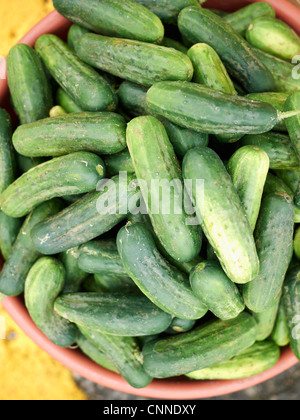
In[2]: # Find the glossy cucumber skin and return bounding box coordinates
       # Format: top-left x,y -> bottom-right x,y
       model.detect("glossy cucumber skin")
147,82 -> 278,136
142,312 -> 257,378
134,0 -> 201,24
127,116 -> 202,263
0,199 -> 63,296
104,149 -> 135,177
243,193 -> 295,313
0,212 -> 22,261
178,7 -> 274,93
35,35 -> 118,113
183,147 -> 259,285
56,88 -> 84,113
253,299 -> 280,341
227,145 -> 270,231
67,24 -> 91,51
59,247 -> 89,294
6,44 -> 53,124
0,109 -> 16,195
13,112 -> 127,157
77,34 -> 193,87
0,152 -> 105,218
285,91 -> 300,162
25,257 -> 77,347
31,173 -> 139,255
117,223 -> 208,320
272,297 -> 290,347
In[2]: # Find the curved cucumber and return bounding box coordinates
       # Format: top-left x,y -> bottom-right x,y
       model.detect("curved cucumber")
272,297 -> 290,347
0,109 -> 15,194
285,91 -> 300,162
56,88 -> 83,113
59,247 -> 89,294
0,212 -> 22,261
253,299 -> 280,341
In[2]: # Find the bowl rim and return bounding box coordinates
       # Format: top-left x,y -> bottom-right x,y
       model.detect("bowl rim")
1,0 -> 300,400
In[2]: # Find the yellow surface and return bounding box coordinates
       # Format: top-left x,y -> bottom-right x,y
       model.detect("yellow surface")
0,306 -> 86,400
0,0 -> 54,56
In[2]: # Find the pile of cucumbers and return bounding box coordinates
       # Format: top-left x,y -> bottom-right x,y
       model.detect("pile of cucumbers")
0,0 -> 300,389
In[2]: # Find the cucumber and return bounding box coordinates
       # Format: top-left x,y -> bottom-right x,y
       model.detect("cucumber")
127,116 -> 202,263
0,152 -> 105,218
272,297 -> 290,347
118,82 -> 150,117
296,207 -> 300,223
12,112 -> 127,157
224,2 -> 275,36
295,228 -> 300,260
283,264 -> 300,360
142,312 -> 257,378
161,37 -> 188,54
117,223 -> 208,320
165,318 -> 196,335
295,183 -> 300,208
190,261 -> 245,320
78,325 -> 152,389
54,292 -> 172,337
77,34 -> 193,87
240,132 -> 299,170
31,173 -> 139,255
35,35 -> 118,113
264,173 -> 295,198
0,199 -> 63,296
243,193 -> 295,313
84,274 -> 136,293
246,17 -> 300,61
0,109 -> 15,194
24,257 -> 77,347
227,146 -> 269,231
183,147 -> 259,285
49,106 -> 67,118
59,247 -> 89,294
6,44 -> 53,124
275,169 -> 300,195
186,341 -> 280,380
253,299 -> 280,341
53,0 -> 164,44
285,91 -> 300,162
103,150 -> 135,177
67,24 -> 91,51
16,155 -> 47,174
178,7 -> 274,93
0,212 -> 22,261
56,88 -> 83,113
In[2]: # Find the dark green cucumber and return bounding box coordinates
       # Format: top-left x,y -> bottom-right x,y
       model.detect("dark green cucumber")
186,341 -> 280,380
13,112 -> 127,157
253,299 -> 280,341
178,7 -> 274,93
118,82 -> 150,117
56,88 -> 83,113
285,91 -> 300,161
117,223 -> 208,320
67,24 -> 91,51
78,325 -> 152,389
25,257 -> 77,347
263,173 -> 295,198
190,261 -> 245,320
165,318 -> 196,335
142,312 -> 257,378
53,0 -> 164,44
55,293 -> 172,337
84,274 -> 136,293
227,145 -> 270,231
0,212 -> 22,261
6,44 -> 53,124
77,34 -> 193,87
31,173 -> 139,255
243,193 -> 295,313
16,155 -> 47,174
35,35 -> 118,112
161,37 -> 188,54
240,132 -> 300,170
59,247 -> 89,293
272,297 -> 290,347
183,147 -> 259,285
274,169 -> 300,195
0,152 -> 105,218
104,150 -> 135,177
0,199 -> 63,296
0,109 -> 15,194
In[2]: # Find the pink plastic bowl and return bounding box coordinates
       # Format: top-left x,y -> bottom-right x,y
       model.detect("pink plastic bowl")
0,0 -> 299,400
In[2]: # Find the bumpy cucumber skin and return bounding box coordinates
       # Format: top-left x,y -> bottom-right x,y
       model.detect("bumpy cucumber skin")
147,82 -> 278,136
243,193 -> 295,313
0,212 -> 22,261
104,149 -> 135,177
186,341 -> 280,380
59,247 -> 89,293
183,147 -> 259,285
67,24 -> 91,51
6,44 -> 53,124
13,112 -> 127,157
56,88 -> 83,113
127,116 -> 202,263
35,35 -> 118,113
295,228 -> 300,260
31,173 -> 139,255
0,152 -> 105,218
178,7 -> 274,93
134,0 -> 201,24
142,312 -> 257,379
78,325 -> 152,389
227,145 -> 270,231
77,34 -> 193,87
253,299 -> 280,341
0,199 -> 63,296
165,318 -> 196,335
25,257 -> 77,347
117,223 -> 208,320
0,109 -> 15,195
272,297 -> 290,347
285,91 -> 300,162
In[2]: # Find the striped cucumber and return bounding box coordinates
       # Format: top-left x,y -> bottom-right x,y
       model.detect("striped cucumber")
285,91 -> 300,161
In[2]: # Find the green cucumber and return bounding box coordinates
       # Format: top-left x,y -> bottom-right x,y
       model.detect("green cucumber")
0,152 -> 105,218
103,150 -> 135,177
59,247 -> 89,294
77,34 -> 193,87
16,155 -> 47,174
227,145 -> 270,231
274,169 -> 300,195
246,17 -> 300,61
296,206 -> 300,223
243,193 -> 295,313
0,199 -> 63,296
190,261 -> 245,320
285,91 -> 300,161
84,274 -> 136,293
67,24 -> 91,51
165,318 -> 196,335
142,312 -> 257,378
117,223 -> 208,320
49,106 -> 67,117
253,299 -> 280,341
295,228 -> 300,260
35,35 -> 118,112
295,183 -> 300,208
6,44 -> 53,124
24,257 -> 77,347
186,341 -> 280,380
183,147 -> 259,285
0,212 -> 22,261
0,109 -> 15,194
13,112 -> 127,157
161,37 -> 188,54
272,297 -> 290,347
178,7 -> 274,93
56,88 -> 84,113
118,82 -> 150,117
31,173 -> 139,255
263,173 -> 295,198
